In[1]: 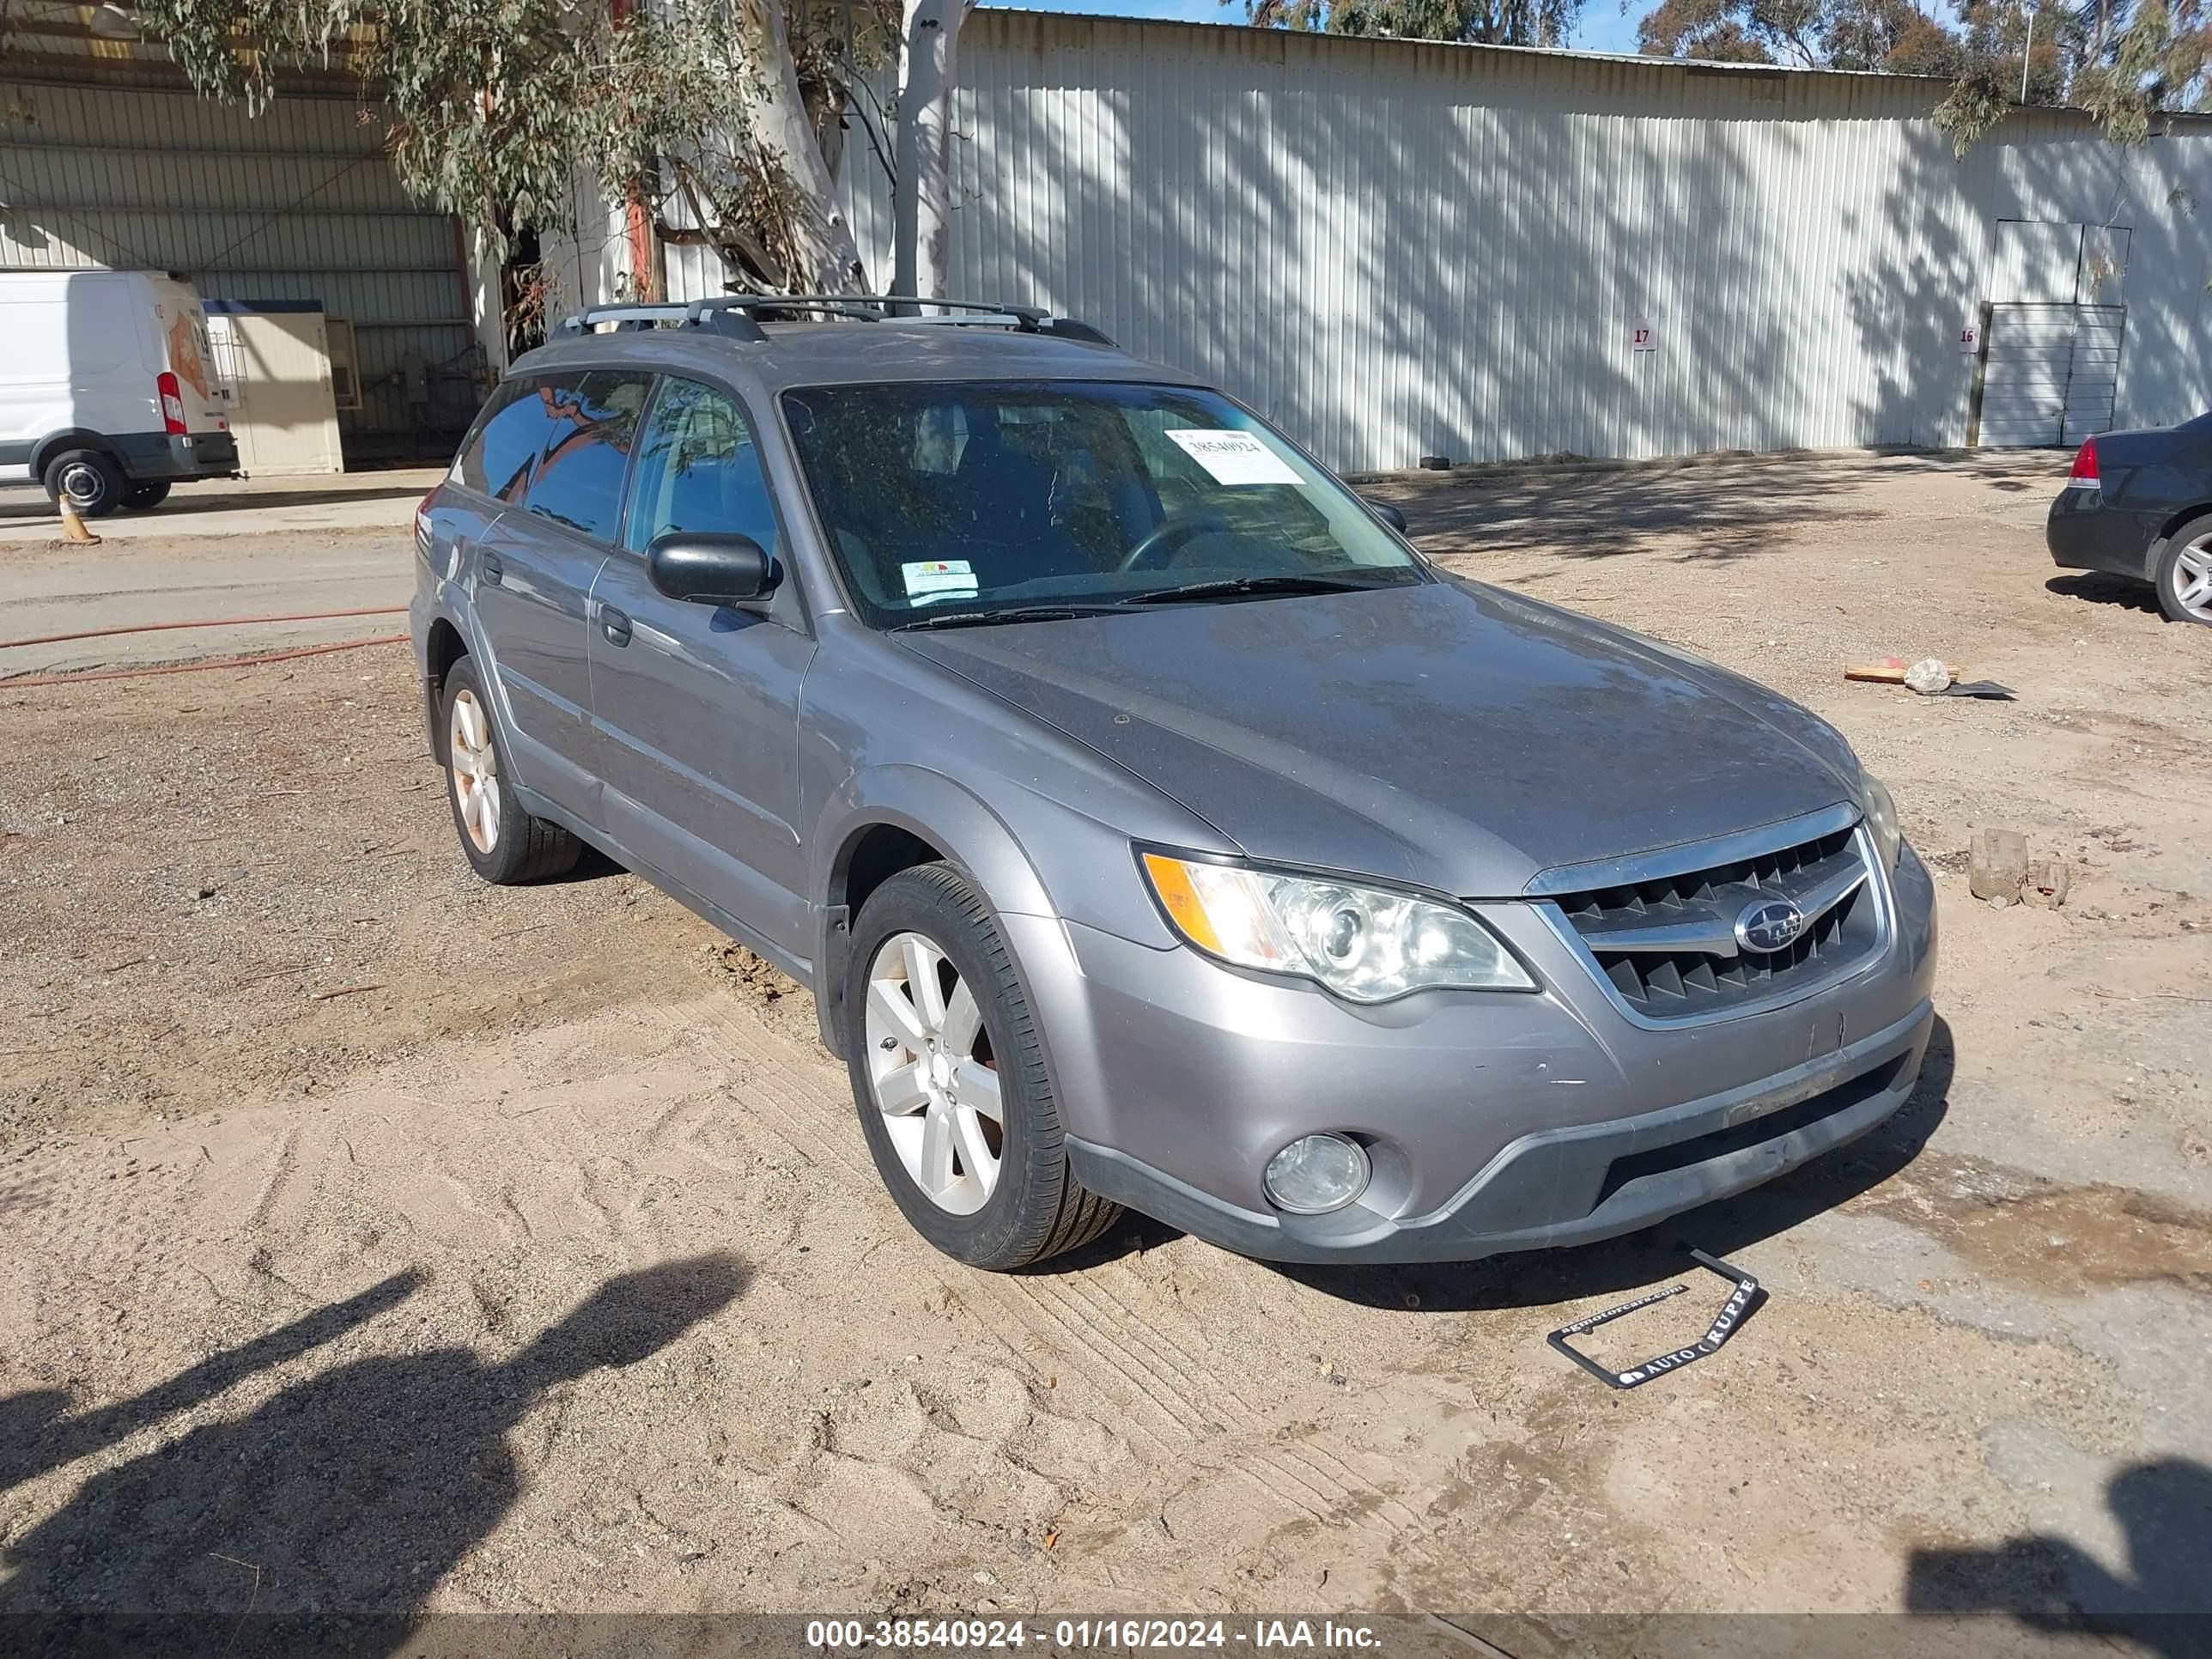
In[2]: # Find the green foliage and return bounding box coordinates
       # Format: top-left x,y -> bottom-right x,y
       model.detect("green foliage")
1637,0 -> 1942,68
107,0 -> 889,279
1246,0 -> 1583,49
1636,0 -> 2210,151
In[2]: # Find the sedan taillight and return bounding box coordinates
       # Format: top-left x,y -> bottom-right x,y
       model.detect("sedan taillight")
2069,438 -> 2100,489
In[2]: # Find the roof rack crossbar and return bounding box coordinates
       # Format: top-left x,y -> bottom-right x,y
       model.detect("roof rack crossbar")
691,295 -> 891,325
556,302 -> 685,334
555,301 -> 768,342
897,313 -> 1117,345
715,290 -> 1064,328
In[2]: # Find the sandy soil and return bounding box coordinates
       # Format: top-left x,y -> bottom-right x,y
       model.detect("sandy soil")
1,450 -> 2208,1651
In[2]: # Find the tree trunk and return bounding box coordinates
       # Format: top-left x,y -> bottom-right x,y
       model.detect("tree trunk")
746,0 -> 868,293
894,0 -> 970,307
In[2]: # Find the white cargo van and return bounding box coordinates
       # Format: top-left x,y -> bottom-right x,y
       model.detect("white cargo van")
0,270 -> 241,516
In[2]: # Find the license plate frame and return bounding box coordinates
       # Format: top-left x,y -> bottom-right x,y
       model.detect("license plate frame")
1546,1249 -> 1765,1390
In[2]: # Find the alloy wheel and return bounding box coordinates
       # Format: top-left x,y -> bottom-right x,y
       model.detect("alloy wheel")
2172,536 -> 2212,621
863,931 -> 1003,1215
448,688 -> 502,854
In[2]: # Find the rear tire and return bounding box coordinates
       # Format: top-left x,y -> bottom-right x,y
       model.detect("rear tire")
440,654 -> 582,884
122,480 -> 173,510
846,863 -> 1120,1270
2153,517 -> 2212,626
43,449 -> 125,519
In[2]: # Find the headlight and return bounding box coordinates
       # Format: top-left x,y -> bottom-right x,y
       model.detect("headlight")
1139,851 -> 1534,1001
1861,771 -> 1902,869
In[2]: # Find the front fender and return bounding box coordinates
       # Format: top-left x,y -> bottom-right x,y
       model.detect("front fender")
811,763 -> 1058,926
806,763 -> 1208,1058
808,765 -> 1060,1058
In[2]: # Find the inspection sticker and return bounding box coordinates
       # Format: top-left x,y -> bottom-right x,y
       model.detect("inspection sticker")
902,559 -> 978,605
1164,428 -> 1302,487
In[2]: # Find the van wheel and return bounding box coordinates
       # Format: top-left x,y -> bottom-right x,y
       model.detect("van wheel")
441,654 -> 582,884
123,481 -> 173,510
846,864 -> 1120,1270
44,450 -> 125,519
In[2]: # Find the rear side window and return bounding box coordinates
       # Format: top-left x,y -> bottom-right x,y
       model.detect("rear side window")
454,380 -> 556,502
524,369 -> 653,541
623,377 -> 781,556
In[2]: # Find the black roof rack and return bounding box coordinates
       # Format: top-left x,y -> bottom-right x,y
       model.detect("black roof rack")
553,301 -> 770,341
554,292 -> 1115,347
718,292 -> 1115,343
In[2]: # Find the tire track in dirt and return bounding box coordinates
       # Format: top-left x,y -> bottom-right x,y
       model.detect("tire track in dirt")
678,987 -> 1459,1578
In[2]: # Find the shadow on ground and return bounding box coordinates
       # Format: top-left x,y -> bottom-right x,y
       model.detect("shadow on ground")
2047,572 -> 2162,616
1277,1015 -> 1954,1315
1907,1458 -> 2212,1652
1372,452 -> 2063,566
0,1255 -> 744,1655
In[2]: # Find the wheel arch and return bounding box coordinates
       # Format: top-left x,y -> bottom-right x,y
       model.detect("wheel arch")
812,769 -> 1060,1059
423,616 -> 471,762
27,428 -> 123,479
2145,504 -> 2212,580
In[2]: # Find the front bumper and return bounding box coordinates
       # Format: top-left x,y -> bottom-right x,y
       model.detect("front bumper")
1013,841 -> 1938,1265
1067,1000 -> 1929,1263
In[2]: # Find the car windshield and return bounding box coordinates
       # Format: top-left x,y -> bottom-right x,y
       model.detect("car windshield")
780,380 -> 1424,627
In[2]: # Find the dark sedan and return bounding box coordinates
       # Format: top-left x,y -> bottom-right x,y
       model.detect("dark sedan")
2047,412 -> 2212,624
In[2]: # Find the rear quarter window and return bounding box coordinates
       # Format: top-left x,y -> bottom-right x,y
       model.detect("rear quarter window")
521,370 -> 653,540
453,380 -> 556,502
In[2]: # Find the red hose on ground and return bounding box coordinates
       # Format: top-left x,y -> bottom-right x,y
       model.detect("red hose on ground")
0,605 -> 406,653
2,634 -> 409,690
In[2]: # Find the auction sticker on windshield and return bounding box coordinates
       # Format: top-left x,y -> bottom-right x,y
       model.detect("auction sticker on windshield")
1165,428 -> 1302,487
902,559 -> 979,605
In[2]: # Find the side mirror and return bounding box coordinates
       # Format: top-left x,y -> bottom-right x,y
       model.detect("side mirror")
646,532 -> 779,606
1365,499 -> 1408,533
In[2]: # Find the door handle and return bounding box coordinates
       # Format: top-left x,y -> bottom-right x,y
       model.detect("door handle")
599,605 -> 632,647
478,551 -> 504,586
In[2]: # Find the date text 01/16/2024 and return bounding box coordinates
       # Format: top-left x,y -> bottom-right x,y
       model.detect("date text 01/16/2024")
805,1619 -> 1384,1650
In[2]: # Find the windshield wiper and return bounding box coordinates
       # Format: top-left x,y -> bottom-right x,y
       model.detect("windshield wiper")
1118,574 -> 1410,606
890,604 -> 1127,632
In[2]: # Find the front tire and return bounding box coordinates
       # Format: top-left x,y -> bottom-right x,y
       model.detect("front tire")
847,864 -> 1120,1270
2154,517 -> 2212,626
440,655 -> 582,884
43,449 -> 125,518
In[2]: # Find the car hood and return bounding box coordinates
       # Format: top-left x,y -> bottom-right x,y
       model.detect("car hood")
897,580 -> 1863,896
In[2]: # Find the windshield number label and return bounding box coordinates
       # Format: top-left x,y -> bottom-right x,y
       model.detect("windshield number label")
902,559 -> 979,605
1164,428 -> 1302,487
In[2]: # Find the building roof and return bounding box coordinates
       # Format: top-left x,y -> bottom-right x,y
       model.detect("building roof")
980,4 -> 2212,126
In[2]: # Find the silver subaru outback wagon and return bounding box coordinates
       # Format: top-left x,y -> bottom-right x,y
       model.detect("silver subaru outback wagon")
410,295 -> 1937,1271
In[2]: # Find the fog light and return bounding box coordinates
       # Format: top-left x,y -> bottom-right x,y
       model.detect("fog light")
1263,1133 -> 1370,1215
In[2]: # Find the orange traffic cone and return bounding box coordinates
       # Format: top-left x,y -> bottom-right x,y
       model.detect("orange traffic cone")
58,500 -> 100,546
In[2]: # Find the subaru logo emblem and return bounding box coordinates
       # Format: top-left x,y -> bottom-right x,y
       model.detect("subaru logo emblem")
1735,898 -> 1807,954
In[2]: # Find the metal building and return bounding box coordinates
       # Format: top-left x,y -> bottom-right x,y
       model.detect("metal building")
665,12 -> 2212,476
0,19 -> 487,464
12,5 -> 2199,476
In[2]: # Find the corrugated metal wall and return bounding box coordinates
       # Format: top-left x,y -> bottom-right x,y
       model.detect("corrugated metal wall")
0,80 -> 481,454
672,14 -> 2212,474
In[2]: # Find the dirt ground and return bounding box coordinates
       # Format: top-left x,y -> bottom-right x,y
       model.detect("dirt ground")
2,450 -> 2209,1653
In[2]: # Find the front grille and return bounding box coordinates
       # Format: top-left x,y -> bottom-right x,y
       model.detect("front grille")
1551,823 -> 1881,1021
